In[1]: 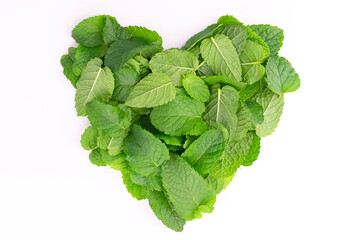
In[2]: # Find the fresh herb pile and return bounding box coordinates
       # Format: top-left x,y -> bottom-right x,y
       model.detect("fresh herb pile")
61,14 -> 300,232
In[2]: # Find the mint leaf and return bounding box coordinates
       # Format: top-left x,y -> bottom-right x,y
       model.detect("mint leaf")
205,174 -> 235,194
242,99 -> 264,125
124,125 -> 169,176
81,126 -> 98,150
104,38 -> 156,72
161,154 -> 216,221
89,148 -> 106,166
200,34 -> 242,82
204,85 -> 239,133
203,75 -> 246,90
238,82 -> 260,101
75,58 -> 114,116
241,132 -> 261,166
249,24 -> 284,56
149,49 -> 199,86
265,56 -> 301,94
125,26 -> 163,57
216,24 -> 247,55
111,68 -> 139,103
150,94 -> 207,136
100,149 -> 126,170
125,72 -> 176,108
154,133 -> 184,147
184,23 -> 221,50
182,74 -> 210,102
60,53 -> 79,87
148,191 -> 186,232
97,130 -> 128,156
103,17 -> 131,46
72,44 -> 104,76
86,100 -> 131,138
240,40 -> 266,84
72,15 -> 108,47
181,129 -> 225,176
253,88 -> 284,137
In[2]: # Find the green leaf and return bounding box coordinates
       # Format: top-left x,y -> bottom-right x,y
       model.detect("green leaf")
97,130 -> 128,156
111,68 -> 139,103
72,15 -> 108,47
203,75 -> 246,90
124,55 -> 151,78
265,56 -> 301,94
104,38 -> 156,72
200,34 -> 242,82
72,44 -> 104,77
161,154 -> 216,221
196,62 -> 214,77
148,191 -> 186,232
253,88 -> 284,137
183,23 -> 221,50
125,26 -> 163,58
181,129 -> 225,176
149,49 -> 199,86
235,105 -> 253,139
124,125 -> 169,176
205,174 -> 235,194
103,17 -> 131,46
118,159 -> 149,200
100,149 -> 126,170
182,74 -> 210,102
154,133 -> 184,147
241,132 -> 261,166
75,58 -> 114,116
150,94 -> 207,136
242,99 -> 264,125
203,85 -> 239,133
238,82 -> 260,101
249,24 -> 284,57
216,24 -> 247,55
60,53 -> 79,87
125,73 -> 176,108
130,173 -> 163,191
68,47 -> 77,61
240,41 -> 266,84
86,100 -> 131,138
81,126 -> 98,150
89,148 -> 106,166
217,15 -> 270,59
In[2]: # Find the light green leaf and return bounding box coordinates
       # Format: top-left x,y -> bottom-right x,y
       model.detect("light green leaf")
97,130 -> 128,156
154,133 -> 184,147
60,53 -> 79,88
183,23 -> 221,50
182,74 -> 210,102
203,75 -> 246,90
104,38 -> 156,72
249,24 -> 284,57
235,105 -> 253,139
253,88 -> 284,137
196,61 -> 214,77
240,41 -> 266,84
125,26 -> 163,58
75,58 -> 114,116
103,17 -> 131,46
205,174 -> 235,194
89,148 -> 106,166
241,132 -> 261,166
149,49 -> 199,86
242,99 -> 264,125
216,24 -> 247,54
181,129 -> 225,176
150,94 -> 207,136
148,191 -> 186,232
124,125 -> 169,176
124,55 -> 151,78
72,44 -> 104,76
200,34 -> 242,82
100,149 -> 126,170
71,15 -> 108,47
118,159 -> 149,200
86,100 -> 131,138
217,15 -> 270,59
111,68 -> 139,103
265,56 -> 301,94
161,154 -> 216,221
130,173 -> 163,191
81,126 -> 98,150
125,73 -> 176,108
238,81 -> 260,101
203,85 -> 239,133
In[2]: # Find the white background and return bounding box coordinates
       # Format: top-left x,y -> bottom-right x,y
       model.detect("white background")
1,0 -> 359,239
